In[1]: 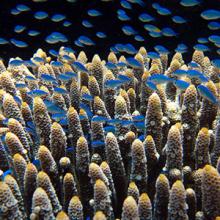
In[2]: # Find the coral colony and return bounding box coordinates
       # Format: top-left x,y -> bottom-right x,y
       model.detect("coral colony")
0,47 -> 219,220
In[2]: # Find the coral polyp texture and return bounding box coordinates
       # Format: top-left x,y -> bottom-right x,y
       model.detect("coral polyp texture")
0,46 -> 219,220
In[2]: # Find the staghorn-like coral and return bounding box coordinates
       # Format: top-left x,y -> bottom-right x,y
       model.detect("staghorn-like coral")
145,92 -> 163,154
130,139 -> 148,193
121,196 -> 139,220
68,196 -> 84,220
33,97 -> 51,147
0,181 -> 23,220
138,193 -> 152,220
202,165 -> 220,219
168,180 -> 188,220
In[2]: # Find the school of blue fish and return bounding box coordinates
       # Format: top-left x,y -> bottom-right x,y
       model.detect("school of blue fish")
0,0 -> 219,220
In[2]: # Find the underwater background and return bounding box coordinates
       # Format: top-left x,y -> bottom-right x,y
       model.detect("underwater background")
0,0 -> 219,220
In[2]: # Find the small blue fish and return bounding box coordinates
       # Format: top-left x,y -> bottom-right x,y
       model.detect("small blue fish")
14,95 -> 22,106
80,103 -> 93,118
105,62 -> 118,70
144,24 -> 160,32
154,45 -> 169,54
25,75 -> 36,81
133,121 -> 145,130
148,74 -> 171,84
63,21 -> 72,27
67,146 -> 75,153
34,11 -> 48,20
162,27 -> 177,37
14,25 -> 26,33
211,59 -> 220,69
54,87 -> 68,94
10,39 -> 28,48
72,61 -> 88,73
122,25 -> 137,36
57,74 -> 72,81
124,44 -> 137,54
197,84 -> 219,104
117,62 -> 127,68
49,49 -> 58,57
173,69 -> 187,76
52,113 -> 66,120
126,57 -> 142,68
28,89 -> 48,97
59,117 -> 68,126
88,9 -> 102,17
65,71 -> 77,78
197,37 -> 209,44
82,93 -> 93,101
41,74 -> 57,82
118,13 -> 130,21
145,81 -> 157,90
105,79 -> 124,88
82,20 -> 93,28
180,0 -> 201,7
208,21 -> 220,30
134,35 -> 144,42
201,9 -> 220,20
174,79 -> 190,90
120,0 -> 132,9
118,74 -> 131,82
120,120 -> 133,127
92,116 -> 108,123
51,14 -> 66,22
15,83 -> 27,89
107,119 -> 121,125
11,8 -> 21,15
96,32 -> 106,38
0,169 -> 12,180
208,35 -> 220,44
16,4 -> 30,12
45,32 -> 68,44
9,59 -> 23,66
149,31 -> 162,38
28,30 -> 40,36
147,51 -> 160,59
32,159 -> 40,170
47,103 -> 66,114
157,7 -> 172,16
33,57 -> 45,63
172,16 -> 187,24
104,125 -> 115,133
0,38 -> 9,45
138,134 -> 145,142
132,115 -> 145,121
78,36 -> 95,46
51,61 -> 63,67
138,13 -> 154,22
193,44 -> 209,52
91,140 -> 105,148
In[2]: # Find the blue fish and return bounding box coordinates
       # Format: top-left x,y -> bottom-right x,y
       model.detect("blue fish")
82,93 -> 93,101
51,61 -> 63,67
0,169 -> 13,180
25,75 -> 36,81
28,30 -> 41,36
121,120 -> 133,127
49,49 -> 58,57
172,16 -> 187,24
124,44 -> 137,54
54,87 -> 68,94
173,69 -> 188,76
0,38 -> 9,45
78,36 -> 95,46
57,74 -> 72,81
147,52 -> 160,59
9,59 -> 23,66
180,0 -> 201,7
132,115 -> 145,121
52,113 -> 66,120
174,79 -> 190,90
197,84 -> 219,104
197,37 -> 209,44
208,21 -> 220,30
126,57 -> 142,68
59,117 -> 68,126
32,159 -> 40,170
118,13 -> 130,21
51,14 -> 66,22
154,45 -> 169,54
208,35 -> 220,44
193,44 -> 210,52
14,96 -> 22,106
107,119 -> 121,125
96,32 -> 106,38
133,121 -> 145,130
15,83 -> 27,89
34,11 -> 48,20
65,71 -> 77,78
148,74 -> 172,84
118,74 -> 132,82
157,7 -> 172,16
134,35 -> 144,42
105,62 -> 118,70
92,116 -> 108,123
82,20 -> 93,28
91,140 -> 105,148
145,81 -> 157,90
88,9 -> 102,17
72,61 -> 88,73
162,27 -> 177,37
105,79 -> 124,88
41,74 -> 57,82
63,21 -> 72,27
14,25 -> 26,33
120,0 -> 132,9
104,125 -> 115,133
47,103 -> 66,114
122,25 -> 137,36
211,59 -> 220,69
201,9 -> 220,20
80,103 -> 93,118
10,39 -> 28,48
117,62 -> 127,68
28,89 -> 48,97
45,32 -> 68,44
16,4 -> 30,12
11,8 -> 21,15
139,13 -> 154,22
